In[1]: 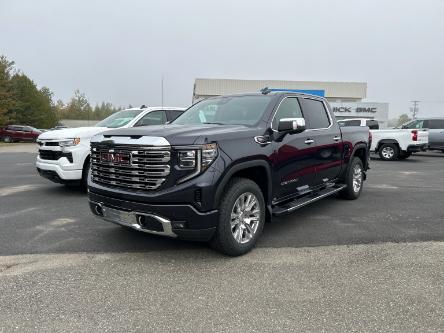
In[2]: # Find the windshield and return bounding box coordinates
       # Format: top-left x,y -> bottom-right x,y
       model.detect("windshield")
172,95 -> 274,126
96,109 -> 143,128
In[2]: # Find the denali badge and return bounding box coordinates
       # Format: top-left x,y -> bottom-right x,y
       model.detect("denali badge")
100,152 -> 130,165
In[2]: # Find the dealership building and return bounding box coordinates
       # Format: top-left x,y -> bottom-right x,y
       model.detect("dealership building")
193,78 -> 389,128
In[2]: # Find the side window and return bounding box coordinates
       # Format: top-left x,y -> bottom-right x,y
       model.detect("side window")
428,119 -> 444,129
167,110 -> 184,122
134,111 -> 167,127
300,99 -> 331,129
404,120 -> 424,129
342,120 -> 361,126
272,98 -> 303,129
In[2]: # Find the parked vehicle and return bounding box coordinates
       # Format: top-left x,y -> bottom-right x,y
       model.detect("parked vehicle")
338,118 -> 429,160
400,118 -> 444,152
0,125 -> 42,143
36,106 -> 185,187
370,127 -> 428,160
338,118 -> 380,129
88,91 -> 371,256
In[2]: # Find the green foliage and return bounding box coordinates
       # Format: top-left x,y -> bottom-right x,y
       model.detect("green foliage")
396,114 -> 411,127
0,55 -> 121,128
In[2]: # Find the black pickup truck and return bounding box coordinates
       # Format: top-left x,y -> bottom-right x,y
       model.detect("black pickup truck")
88,91 -> 370,255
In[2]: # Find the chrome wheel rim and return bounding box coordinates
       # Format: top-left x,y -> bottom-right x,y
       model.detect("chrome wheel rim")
230,192 -> 260,244
381,146 -> 394,159
352,164 -> 363,193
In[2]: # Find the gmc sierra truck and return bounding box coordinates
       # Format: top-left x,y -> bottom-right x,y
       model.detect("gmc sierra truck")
88,91 -> 370,256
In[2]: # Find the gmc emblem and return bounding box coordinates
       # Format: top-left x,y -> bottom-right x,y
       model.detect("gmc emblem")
100,152 -> 130,165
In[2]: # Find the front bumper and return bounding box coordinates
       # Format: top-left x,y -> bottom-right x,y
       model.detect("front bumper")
36,158 -> 83,181
407,144 -> 428,153
88,191 -> 217,241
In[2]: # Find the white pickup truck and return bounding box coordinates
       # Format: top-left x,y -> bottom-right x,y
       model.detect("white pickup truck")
36,106 -> 185,187
338,118 -> 429,160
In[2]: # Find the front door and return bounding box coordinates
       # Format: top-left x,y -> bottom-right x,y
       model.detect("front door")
270,97 -> 317,201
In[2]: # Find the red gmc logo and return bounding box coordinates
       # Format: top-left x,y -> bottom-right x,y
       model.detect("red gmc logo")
100,152 -> 130,165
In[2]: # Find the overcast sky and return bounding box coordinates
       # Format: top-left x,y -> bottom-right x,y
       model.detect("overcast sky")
1,0 -> 444,118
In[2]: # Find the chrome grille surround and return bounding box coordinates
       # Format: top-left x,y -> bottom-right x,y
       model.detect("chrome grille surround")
90,144 -> 171,191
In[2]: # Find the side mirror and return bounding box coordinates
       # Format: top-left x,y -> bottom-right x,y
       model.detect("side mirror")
278,118 -> 306,134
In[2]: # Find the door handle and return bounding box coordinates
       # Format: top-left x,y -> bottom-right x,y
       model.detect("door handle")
304,139 -> 314,145
333,136 -> 340,142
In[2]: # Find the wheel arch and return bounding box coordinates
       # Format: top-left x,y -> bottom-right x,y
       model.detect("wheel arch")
375,139 -> 399,152
214,160 -> 272,220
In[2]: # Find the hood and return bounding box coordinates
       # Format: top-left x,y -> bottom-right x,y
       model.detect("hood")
98,124 -> 261,146
38,127 -> 109,140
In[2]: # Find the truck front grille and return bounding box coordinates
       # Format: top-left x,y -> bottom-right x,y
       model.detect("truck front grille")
90,145 -> 171,190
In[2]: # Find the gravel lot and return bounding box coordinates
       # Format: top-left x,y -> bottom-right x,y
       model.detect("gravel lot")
1,144 -> 443,332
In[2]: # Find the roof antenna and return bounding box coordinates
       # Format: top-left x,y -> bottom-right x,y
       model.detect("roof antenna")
261,87 -> 271,95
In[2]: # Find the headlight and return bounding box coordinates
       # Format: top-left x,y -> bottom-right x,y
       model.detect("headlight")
59,138 -> 81,147
178,150 -> 196,168
177,143 -> 218,183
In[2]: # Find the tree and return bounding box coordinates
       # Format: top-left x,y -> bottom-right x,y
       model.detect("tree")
9,73 -> 57,128
0,56 -> 15,126
396,114 -> 411,127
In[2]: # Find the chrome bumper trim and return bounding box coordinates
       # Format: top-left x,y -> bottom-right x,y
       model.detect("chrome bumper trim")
91,201 -> 177,238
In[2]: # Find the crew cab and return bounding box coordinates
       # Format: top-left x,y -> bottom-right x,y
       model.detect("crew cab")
88,91 -> 370,256
36,106 -> 185,187
0,125 -> 42,143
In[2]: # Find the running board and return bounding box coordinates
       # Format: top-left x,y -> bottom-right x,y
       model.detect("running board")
272,184 -> 347,216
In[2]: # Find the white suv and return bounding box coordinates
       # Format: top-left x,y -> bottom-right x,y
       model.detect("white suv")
36,106 -> 185,187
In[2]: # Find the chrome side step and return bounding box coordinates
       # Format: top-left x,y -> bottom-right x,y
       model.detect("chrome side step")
272,184 -> 347,216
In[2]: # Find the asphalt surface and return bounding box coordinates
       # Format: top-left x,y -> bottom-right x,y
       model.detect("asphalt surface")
1,144 -> 444,332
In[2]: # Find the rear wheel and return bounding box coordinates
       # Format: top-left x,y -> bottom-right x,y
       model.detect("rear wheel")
378,143 -> 399,161
3,136 -> 12,143
340,157 -> 364,200
211,178 -> 265,256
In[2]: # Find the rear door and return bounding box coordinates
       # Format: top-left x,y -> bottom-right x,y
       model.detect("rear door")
271,97 -> 317,200
426,119 -> 444,149
299,98 -> 344,187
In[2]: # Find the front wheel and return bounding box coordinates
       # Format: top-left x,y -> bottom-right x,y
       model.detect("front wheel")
211,178 -> 265,256
339,157 -> 364,200
378,143 -> 399,161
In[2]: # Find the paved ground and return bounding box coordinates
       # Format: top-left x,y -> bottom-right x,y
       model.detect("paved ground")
1,144 -> 444,332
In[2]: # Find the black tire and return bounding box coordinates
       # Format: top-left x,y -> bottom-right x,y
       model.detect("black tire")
211,177 -> 265,256
81,159 -> 91,190
378,143 -> 399,161
3,136 -> 12,143
399,151 -> 412,159
339,157 -> 364,200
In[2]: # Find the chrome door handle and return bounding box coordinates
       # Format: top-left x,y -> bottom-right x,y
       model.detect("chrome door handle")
333,136 -> 340,141
305,139 -> 314,145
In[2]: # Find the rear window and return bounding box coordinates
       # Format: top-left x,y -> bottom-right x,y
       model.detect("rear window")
340,120 -> 361,126
366,120 -> 379,129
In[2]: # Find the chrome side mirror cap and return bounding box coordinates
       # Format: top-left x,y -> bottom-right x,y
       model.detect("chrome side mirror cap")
278,118 -> 306,134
